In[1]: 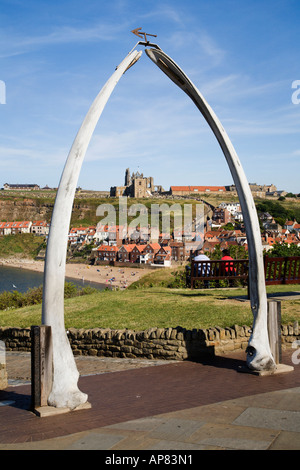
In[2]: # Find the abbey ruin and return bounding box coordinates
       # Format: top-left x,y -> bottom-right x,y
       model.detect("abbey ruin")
110,168 -> 165,198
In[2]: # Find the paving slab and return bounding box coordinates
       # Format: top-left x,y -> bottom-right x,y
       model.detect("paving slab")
146,418 -> 205,442
66,432 -> 126,450
233,407 -> 300,432
268,430 -> 300,450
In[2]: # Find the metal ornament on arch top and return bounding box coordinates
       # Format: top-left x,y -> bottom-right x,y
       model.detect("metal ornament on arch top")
145,47 -> 275,372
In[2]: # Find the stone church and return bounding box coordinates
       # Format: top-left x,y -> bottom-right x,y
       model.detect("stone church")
110,168 -> 164,198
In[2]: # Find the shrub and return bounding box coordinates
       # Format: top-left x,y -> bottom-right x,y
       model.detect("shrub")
0,282 -> 98,311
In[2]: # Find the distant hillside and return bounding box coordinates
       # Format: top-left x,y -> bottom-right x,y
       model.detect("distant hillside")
0,193 -> 104,226
0,192 -> 213,227
0,191 -> 298,228
255,198 -> 300,225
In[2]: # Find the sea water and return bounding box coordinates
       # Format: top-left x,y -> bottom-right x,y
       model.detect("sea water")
0,265 -> 104,294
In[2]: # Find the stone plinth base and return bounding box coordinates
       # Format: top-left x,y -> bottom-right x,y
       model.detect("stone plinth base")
238,363 -> 294,376
0,364 -> 8,390
33,401 -> 91,418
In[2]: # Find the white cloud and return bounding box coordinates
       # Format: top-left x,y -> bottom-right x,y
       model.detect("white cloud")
138,4 -> 186,26
197,32 -> 226,66
0,21 -> 126,59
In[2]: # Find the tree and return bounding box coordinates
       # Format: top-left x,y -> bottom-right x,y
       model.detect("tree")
267,242 -> 300,257
222,222 -> 235,230
256,200 -> 295,226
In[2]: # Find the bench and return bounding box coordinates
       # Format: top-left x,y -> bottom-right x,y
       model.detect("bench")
188,259 -> 249,289
264,256 -> 300,285
187,256 -> 300,289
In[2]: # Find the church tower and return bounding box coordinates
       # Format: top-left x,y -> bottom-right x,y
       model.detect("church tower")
125,168 -> 130,187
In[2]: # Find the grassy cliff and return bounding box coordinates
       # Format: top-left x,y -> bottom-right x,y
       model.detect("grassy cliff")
0,233 -> 45,259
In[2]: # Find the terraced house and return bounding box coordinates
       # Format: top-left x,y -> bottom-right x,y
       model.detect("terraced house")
31,220 -> 49,236
96,245 -> 119,262
0,221 -> 32,235
117,244 -> 136,262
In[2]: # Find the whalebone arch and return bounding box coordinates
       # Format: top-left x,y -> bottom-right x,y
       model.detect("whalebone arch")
42,44 -> 275,411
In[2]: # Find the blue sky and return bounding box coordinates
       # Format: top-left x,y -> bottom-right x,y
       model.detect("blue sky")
0,0 -> 299,193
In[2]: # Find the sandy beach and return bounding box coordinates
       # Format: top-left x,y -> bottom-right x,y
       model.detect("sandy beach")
0,257 -> 153,289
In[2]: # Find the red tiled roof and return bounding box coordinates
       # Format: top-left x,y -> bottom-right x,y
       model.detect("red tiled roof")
119,244 -> 136,252
32,220 -> 47,226
2,221 -> 31,228
133,244 -> 147,252
148,243 -> 161,250
97,245 -> 119,252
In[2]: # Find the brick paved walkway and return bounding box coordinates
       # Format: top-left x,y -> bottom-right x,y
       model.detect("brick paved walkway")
5,351 -> 176,385
0,351 -> 299,445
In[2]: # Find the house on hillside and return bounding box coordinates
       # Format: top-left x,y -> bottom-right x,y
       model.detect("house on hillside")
283,232 -> 300,247
154,246 -> 172,266
262,234 -> 278,252
139,243 -> 161,264
169,242 -> 188,261
170,186 -> 226,196
204,230 -> 222,243
212,207 -> 232,226
107,225 -> 126,245
31,221 -> 49,236
86,227 -> 96,243
263,218 -> 282,233
3,183 -> 40,191
96,245 -> 119,262
202,240 -> 220,253
127,226 -> 149,243
68,227 -> 89,244
131,244 -> 147,263
94,224 -> 109,243
117,244 -> 136,262
217,230 -> 237,243
0,222 -> 7,235
94,224 -> 126,244
284,220 -> 298,231
2,221 -> 32,235
293,224 -> 300,235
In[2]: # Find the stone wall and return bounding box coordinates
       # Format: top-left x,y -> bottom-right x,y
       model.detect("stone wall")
0,322 -> 299,361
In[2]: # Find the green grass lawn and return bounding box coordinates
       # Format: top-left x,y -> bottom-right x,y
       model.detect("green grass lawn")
0,284 -> 299,331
